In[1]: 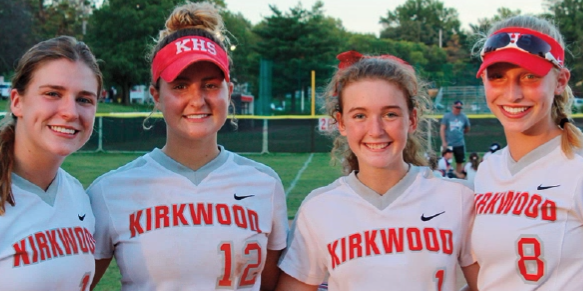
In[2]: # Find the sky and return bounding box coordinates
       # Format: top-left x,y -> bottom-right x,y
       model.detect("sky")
224,0 -> 548,35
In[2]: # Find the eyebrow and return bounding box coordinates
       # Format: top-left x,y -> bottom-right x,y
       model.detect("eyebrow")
39,84 -> 97,98
346,105 -> 403,113
172,74 -> 224,82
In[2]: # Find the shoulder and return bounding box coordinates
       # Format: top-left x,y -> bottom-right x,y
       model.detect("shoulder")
58,168 -> 84,190
418,166 -> 474,191
298,177 -> 344,209
87,154 -> 150,191
229,152 -> 280,181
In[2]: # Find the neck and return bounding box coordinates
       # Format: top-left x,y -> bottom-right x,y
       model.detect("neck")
356,161 -> 409,195
163,132 -> 220,171
13,145 -> 62,191
505,128 -> 562,161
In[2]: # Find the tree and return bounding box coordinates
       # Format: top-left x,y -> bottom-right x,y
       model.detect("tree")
546,0 -> 583,95
0,0 -> 36,76
222,11 -> 260,95
253,1 -> 344,112
379,0 -> 461,47
468,7 -> 522,35
0,0 -> 96,76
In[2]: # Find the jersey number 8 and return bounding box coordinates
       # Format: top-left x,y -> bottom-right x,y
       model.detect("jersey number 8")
516,236 -> 544,282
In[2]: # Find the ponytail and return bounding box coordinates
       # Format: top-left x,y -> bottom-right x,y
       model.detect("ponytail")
553,84 -> 583,158
0,116 -> 16,215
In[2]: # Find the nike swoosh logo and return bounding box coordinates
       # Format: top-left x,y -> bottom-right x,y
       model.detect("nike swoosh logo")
421,211 -> 445,221
234,193 -> 255,200
537,184 -> 560,190
78,214 -> 86,221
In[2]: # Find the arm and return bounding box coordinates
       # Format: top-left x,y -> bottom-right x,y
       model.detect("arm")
464,125 -> 471,134
440,123 -> 448,148
275,272 -> 319,291
260,250 -> 283,291
90,258 -> 113,290
460,262 -> 479,291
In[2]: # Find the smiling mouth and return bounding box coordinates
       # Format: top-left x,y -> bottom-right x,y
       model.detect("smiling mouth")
502,106 -> 529,114
185,114 -> 210,119
365,143 -> 390,150
49,125 -> 77,135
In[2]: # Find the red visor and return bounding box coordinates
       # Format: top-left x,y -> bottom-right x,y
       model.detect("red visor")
151,36 -> 230,83
476,27 -> 564,78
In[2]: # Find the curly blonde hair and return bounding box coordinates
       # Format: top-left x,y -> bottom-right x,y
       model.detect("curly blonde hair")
325,57 -> 432,174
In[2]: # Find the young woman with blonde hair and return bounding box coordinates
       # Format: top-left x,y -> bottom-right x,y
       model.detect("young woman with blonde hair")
472,15 -> 583,290
276,51 -> 478,291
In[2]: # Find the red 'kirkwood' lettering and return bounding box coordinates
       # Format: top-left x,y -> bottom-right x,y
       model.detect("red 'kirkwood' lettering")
475,191 -> 557,221
327,227 -> 454,270
129,203 -> 262,238
12,227 -> 95,267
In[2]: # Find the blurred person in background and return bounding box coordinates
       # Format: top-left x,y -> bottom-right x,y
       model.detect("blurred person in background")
440,100 -> 471,175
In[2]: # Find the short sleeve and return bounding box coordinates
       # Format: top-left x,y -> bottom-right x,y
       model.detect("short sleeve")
441,114 -> 448,125
267,179 -> 288,250
465,115 -> 471,127
87,181 -> 115,260
458,186 -> 476,267
278,208 -> 327,285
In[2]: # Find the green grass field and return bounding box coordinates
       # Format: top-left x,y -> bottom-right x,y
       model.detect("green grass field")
61,151 -> 342,290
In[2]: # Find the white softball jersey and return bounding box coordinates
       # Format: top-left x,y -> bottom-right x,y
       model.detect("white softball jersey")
0,169 -> 96,291
279,166 -> 475,291
472,136 -> 583,290
87,147 -> 288,291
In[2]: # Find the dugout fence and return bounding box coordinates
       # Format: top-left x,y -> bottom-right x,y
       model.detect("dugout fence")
81,113 -> 583,154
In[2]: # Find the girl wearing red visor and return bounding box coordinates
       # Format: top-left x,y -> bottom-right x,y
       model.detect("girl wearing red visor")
87,2 -> 287,290
472,15 -> 583,290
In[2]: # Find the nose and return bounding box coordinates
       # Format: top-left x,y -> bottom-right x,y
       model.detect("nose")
187,86 -> 206,108
59,95 -> 79,121
503,80 -> 524,103
368,116 -> 385,137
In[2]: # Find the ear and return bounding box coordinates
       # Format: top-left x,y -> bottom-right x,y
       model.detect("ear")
150,85 -> 160,109
409,108 -> 418,133
554,68 -> 570,95
10,88 -> 23,118
335,111 -> 347,136
228,82 -> 234,103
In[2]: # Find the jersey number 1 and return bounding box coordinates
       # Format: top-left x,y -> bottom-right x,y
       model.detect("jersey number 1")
217,241 -> 262,288
517,237 -> 544,282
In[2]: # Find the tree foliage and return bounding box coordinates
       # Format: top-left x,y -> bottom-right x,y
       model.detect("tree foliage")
379,0 -> 461,47
546,0 -> 583,94
0,0 -> 96,76
85,0 -> 183,104
253,1 -> 344,112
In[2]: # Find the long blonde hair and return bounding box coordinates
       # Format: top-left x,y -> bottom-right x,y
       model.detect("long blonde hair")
325,57 -> 432,174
